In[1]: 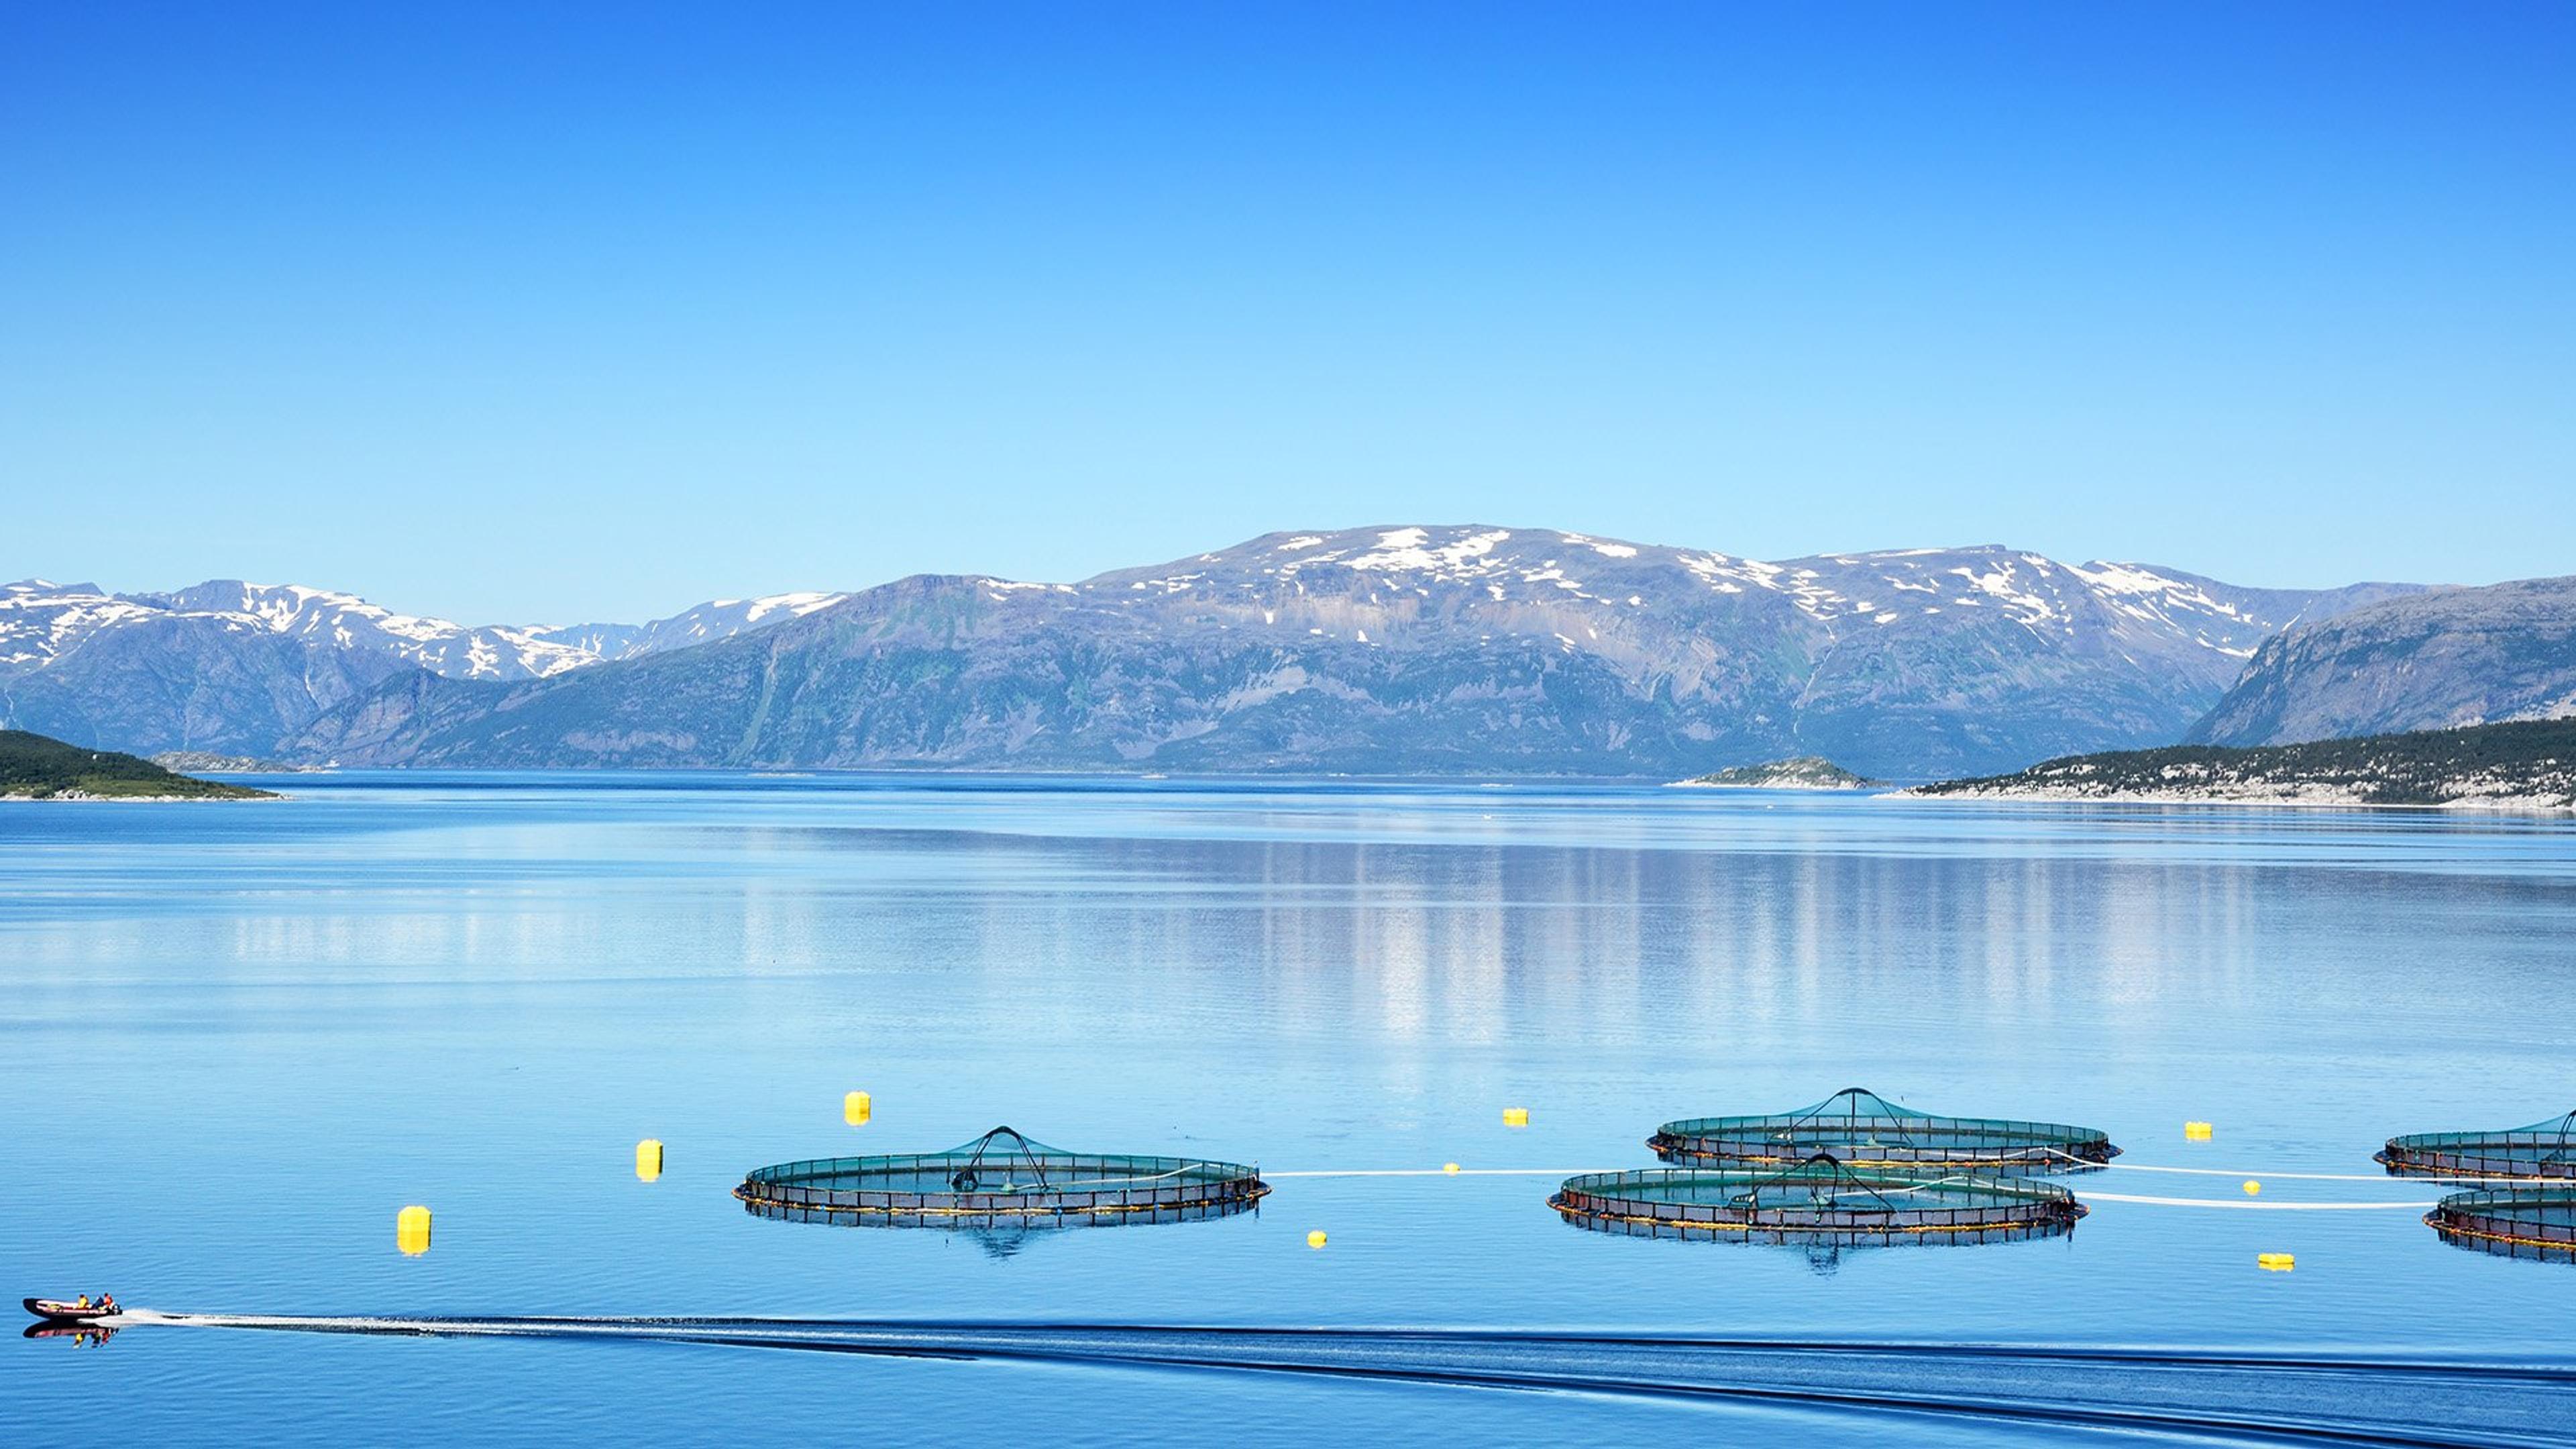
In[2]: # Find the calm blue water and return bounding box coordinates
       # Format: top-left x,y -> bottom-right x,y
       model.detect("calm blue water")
4,775 -> 2572,1444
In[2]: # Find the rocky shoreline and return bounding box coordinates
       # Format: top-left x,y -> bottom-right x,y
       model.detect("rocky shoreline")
1669,756 -> 1882,790
1908,719 -> 2576,811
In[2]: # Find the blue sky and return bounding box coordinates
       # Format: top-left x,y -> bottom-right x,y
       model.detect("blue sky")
4,3 -> 2569,623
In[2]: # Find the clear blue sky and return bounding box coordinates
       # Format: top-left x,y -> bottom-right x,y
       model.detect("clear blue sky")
4,3 -> 2569,623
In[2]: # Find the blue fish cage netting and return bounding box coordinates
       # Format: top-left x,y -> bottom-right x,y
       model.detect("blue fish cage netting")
1550,1155 -> 2086,1245
735,1126 -> 1269,1228
2377,1111 -> 2576,1179
2425,1185 -> 2576,1264
1647,1087 -> 2119,1173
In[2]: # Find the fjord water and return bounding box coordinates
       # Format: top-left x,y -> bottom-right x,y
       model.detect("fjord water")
4,776 -> 2571,1444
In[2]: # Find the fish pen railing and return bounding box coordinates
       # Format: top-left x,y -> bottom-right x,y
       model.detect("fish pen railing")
1552,1157 -> 2086,1246
736,1131 -> 1269,1228
1650,1089 -> 2118,1173
2425,1185 -> 2576,1264
2379,1115 -> 2576,1180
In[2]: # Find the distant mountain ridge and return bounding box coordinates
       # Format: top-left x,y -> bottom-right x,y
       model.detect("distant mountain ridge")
1,531 -> 2441,775
2,578 -> 848,682
268,525 -> 2419,779
519,593 -> 852,663
2189,576 -> 2576,747
0,578 -> 841,755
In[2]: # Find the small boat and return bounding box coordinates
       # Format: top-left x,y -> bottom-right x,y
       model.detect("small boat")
23,1297 -> 117,1323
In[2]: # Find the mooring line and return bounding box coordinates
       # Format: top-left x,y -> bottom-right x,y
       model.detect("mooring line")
2079,1191 -> 2434,1212
1268,1163 -> 2443,1209
2025,1146 -> 2470,1184
1266,1167 -> 1613,1178
2106,1163 -> 2469,1185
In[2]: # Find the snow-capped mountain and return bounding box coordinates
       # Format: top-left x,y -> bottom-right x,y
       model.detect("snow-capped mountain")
5,531 -> 2434,774
1,579 -> 849,685
1,580 -> 418,757
277,526 -> 2423,778
0,578 -> 846,755
131,580 -> 602,681
1089,529 -> 2406,667
525,593 -> 849,661
0,581 -> 164,672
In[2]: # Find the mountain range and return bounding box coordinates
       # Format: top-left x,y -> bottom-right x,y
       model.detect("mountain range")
0,578 -> 845,757
5,526 -> 2445,778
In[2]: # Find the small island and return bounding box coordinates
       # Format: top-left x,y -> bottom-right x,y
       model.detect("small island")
1909,719 -> 2576,810
1668,756 -> 1884,790
3,730 -> 280,801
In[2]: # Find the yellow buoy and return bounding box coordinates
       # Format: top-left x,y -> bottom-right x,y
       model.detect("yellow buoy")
636,1138 -> 664,1182
1502,1107 -> 1530,1128
396,1205 -> 432,1256
2243,1179 -> 2261,1196
1306,1230 -> 1328,1248
844,1091 -> 872,1126
2257,1252 -> 2295,1271
2184,1121 -> 2214,1140
1442,1162 -> 1461,1175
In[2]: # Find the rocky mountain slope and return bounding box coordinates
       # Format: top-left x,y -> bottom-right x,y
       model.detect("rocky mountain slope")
3,579 -> 588,681
2188,576 -> 2576,746
1916,719 -> 2576,810
0,578 -> 842,754
277,526 -> 2418,778
2,607 -> 411,757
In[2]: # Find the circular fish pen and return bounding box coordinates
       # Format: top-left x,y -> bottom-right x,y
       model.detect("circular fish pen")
2425,1185 -> 2576,1264
1550,1155 -> 2086,1246
2377,1111 -> 2576,1180
736,1126 -> 1269,1230
1648,1087 -> 2118,1173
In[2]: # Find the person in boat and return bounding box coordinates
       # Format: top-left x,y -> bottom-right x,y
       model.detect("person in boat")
99,1293 -> 117,1313
75,1295 -> 91,1309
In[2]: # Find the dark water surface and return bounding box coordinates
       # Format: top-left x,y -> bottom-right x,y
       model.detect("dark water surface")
5,774 -> 2572,1444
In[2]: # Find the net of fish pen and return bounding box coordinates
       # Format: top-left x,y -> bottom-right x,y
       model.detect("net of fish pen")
2425,1185 -> 2576,1264
1550,1155 -> 2086,1245
2377,1111 -> 2576,1180
1648,1087 -> 2118,1173
735,1126 -> 1269,1228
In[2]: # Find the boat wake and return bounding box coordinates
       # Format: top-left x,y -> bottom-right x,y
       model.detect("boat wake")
114,1312 -> 2576,1446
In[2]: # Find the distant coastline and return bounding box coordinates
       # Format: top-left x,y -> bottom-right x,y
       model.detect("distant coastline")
1908,720 -> 2576,812
2,731 -> 279,802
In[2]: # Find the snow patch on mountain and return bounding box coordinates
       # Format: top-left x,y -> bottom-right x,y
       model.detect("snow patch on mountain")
140,581 -> 600,680
3,580 -> 849,684
0,581 -> 164,669
500,592 -> 857,665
